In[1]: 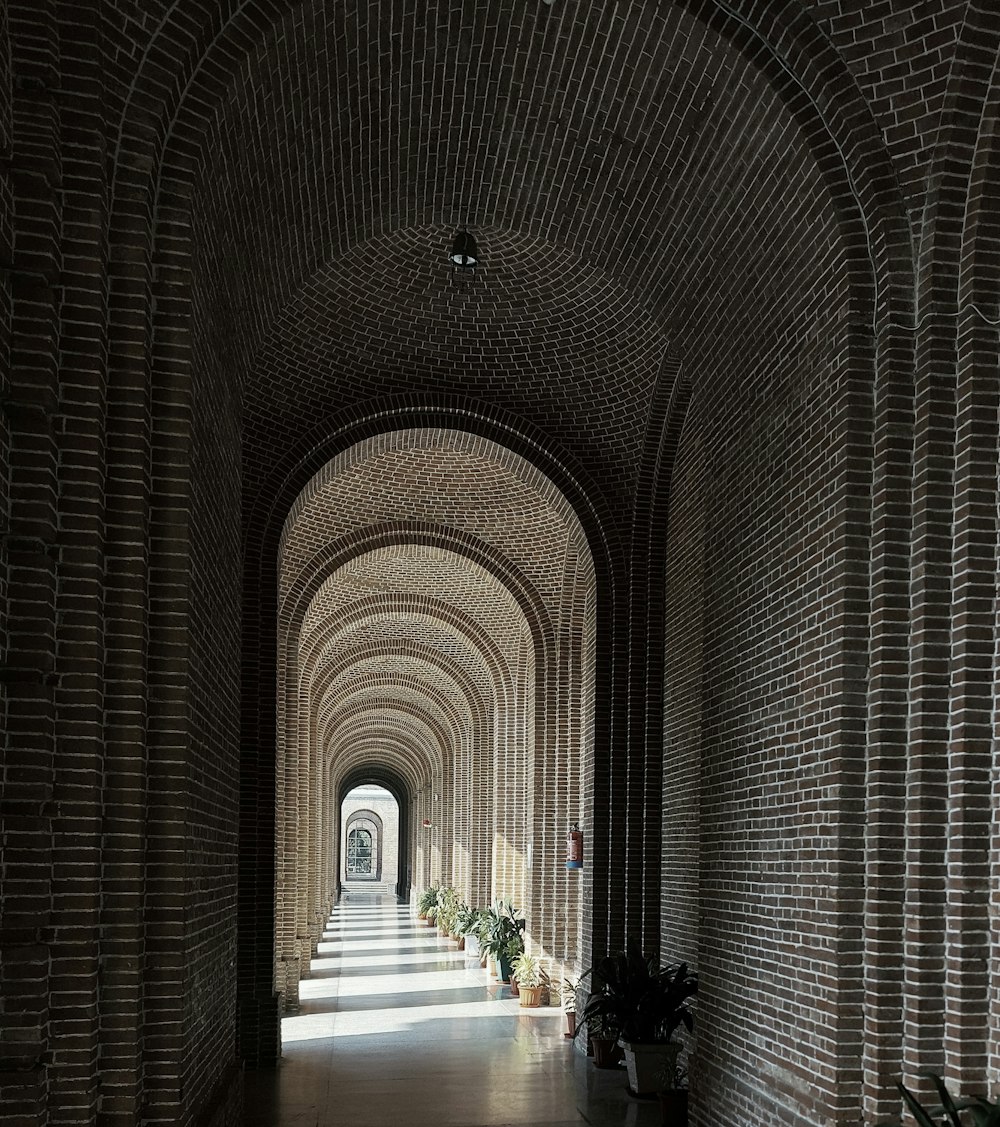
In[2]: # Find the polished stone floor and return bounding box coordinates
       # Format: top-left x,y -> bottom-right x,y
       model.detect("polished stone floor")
243,890 -> 659,1127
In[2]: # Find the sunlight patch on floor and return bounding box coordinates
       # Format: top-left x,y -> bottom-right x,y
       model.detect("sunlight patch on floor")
312,948 -> 465,969
283,996 -> 562,1041
301,969 -> 491,999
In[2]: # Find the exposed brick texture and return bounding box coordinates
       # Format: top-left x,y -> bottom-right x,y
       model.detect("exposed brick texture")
2,3 -> 1000,1127
274,431 -> 594,1008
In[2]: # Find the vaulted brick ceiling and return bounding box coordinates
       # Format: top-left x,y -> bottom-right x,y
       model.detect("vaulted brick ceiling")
189,0 -> 845,521
280,431 -> 588,776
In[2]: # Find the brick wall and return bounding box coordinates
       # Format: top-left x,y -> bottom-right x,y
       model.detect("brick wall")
2,3 -> 1000,1126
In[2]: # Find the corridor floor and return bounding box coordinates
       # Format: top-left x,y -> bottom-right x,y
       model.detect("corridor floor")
242,891 -> 659,1127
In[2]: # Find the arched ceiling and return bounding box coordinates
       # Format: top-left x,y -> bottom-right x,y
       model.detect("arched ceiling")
188,0 -> 851,518
303,548 -> 527,655
282,430 -> 591,794
282,431 -> 592,613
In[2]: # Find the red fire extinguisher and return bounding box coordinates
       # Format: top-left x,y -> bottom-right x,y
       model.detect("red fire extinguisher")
566,823 -> 583,870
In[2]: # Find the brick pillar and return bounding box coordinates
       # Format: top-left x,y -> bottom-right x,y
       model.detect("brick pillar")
1,5 -> 60,1121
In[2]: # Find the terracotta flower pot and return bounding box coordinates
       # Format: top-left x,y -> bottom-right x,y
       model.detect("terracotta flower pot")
591,1037 -> 623,1069
564,1011 -> 576,1038
518,985 -> 542,1007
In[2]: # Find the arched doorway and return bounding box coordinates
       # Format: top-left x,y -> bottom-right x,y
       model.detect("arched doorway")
273,428 -> 597,1019
341,786 -> 398,885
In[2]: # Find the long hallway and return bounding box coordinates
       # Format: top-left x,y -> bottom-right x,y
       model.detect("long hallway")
243,893 -> 658,1127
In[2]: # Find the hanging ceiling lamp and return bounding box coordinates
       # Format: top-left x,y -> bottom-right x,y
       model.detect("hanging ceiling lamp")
449,227 -> 479,269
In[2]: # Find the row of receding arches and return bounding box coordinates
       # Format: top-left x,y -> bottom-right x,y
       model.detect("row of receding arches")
274,428 -> 596,1008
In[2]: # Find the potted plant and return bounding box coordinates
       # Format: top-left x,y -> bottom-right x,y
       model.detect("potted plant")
511,952 -> 546,1007
585,1012 -> 624,1069
877,1072 -> 1000,1126
580,943 -> 697,1097
449,899 -> 470,946
482,899 -> 525,984
455,904 -> 480,956
416,886 -> 439,921
504,932 -> 525,989
562,977 -> 581,1039
470,908 -> 491,967
436,886 -> 459,936
657,1057 -> 688,1127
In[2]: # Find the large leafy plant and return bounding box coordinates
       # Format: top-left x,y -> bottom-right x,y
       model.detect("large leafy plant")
481,898 -> 525,960
416,887 -> 439,915
454,903 -> 480,938
580,942 -> 697,1045
436,886 -> 460,932
880,1074 -> 1000,1127
561,976 -> 583,1014
512,952 -> 546,989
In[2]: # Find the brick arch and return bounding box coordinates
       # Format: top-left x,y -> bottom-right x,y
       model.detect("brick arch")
319,688 -> 468,761
282,512 -> 570,684
101,0 -> 920,1076
302,595 -> 523,706
283,428 -> 590,550
303,612 -> 523,901
316,666 -> 486,903
283,506 -> 571,643
332,744 -> 432,895
330,734 -> 441,904
277,535 -> 543,979
275,428 -> 591,1015
308,631 -> 523,910
302,621 -> 507,758
303,617 -> 503,709
119,0 -> 911,376
275,523 -> 551,993
277,706 -> 441,1007
306,631 -> 505,909
323,700 -> 464,870
336,764 -> 414,899
313,655 -> 487,746
297,583 -> 526,763
281,526 -> 556,687
316,664 -> 476,722
333,742 -> 432,799
115,2 -> 908,294
254,401 -> 621,598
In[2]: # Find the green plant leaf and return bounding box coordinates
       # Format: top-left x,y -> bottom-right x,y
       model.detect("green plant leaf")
924,1072 -> 966,1127
898,1081 -> 945,1127
966,1096 -> 1000,1127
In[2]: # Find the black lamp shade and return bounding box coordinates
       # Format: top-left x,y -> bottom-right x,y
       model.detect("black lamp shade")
449,229 -> 478,268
